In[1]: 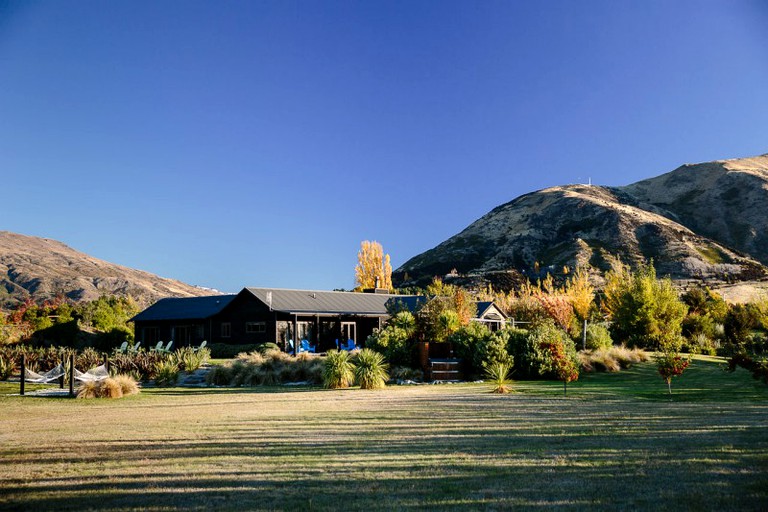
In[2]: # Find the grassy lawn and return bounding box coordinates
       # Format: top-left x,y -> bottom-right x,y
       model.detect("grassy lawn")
0,356 -> 766,511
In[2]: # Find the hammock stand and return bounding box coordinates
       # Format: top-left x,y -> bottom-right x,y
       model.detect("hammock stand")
20,354 -> 68,396
20,354 -> 110,397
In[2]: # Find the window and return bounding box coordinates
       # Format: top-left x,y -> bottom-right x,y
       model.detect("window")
246,322 -> 266,334
221,322 -> 231,338
196,325 -> 205,338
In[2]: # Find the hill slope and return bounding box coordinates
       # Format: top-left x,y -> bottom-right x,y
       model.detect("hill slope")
0,231 -> 214,307
394,154 -> 768,288
621,154 -> 768,265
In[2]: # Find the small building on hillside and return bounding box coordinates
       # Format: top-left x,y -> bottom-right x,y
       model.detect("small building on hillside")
131,287 -> 407,352
473,301 -> 507,331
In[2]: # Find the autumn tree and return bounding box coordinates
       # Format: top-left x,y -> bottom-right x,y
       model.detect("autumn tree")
354,240 -> 393,291
567,266 -> 595,349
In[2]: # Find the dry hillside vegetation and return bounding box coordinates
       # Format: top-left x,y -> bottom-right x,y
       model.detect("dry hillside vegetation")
0,231 -> 213,307
395,153 -> 768,288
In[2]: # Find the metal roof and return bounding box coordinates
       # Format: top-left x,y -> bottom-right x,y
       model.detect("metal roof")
131,294 -> 237,322
244,287 -> 412,316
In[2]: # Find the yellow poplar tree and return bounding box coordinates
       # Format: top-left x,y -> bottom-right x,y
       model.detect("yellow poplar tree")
567,266 -> 595,322
354,241 -> 393,291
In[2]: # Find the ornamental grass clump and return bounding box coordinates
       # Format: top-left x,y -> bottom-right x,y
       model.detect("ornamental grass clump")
579,345 -> 650,373
76,375 -> 139,399
353,348 -> 389,390
323,350 -> 355,389
484,361 -> 513,394
112,374 -> 140,396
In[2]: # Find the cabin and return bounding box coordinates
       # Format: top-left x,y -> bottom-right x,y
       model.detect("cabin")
131,287 -> 508,353
473,301 -> 507,331
131,287 -> 409,352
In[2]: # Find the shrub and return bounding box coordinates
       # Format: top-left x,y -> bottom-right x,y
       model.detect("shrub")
173,346 -> 210,372
109,350 -> 169,382
210,350 -> 323,386
290,352 -> 324,384
585,323 -> 613,351
76,347 -> 104,371
484,361 -> 512,394
256,342 -> 282,355
353,349 -> 389,390
682,332 -> 719,356
509,321 -> 577,379
0,356 -> 10,381
366,324 -> 414,368
477,330 -> 514,368
448,323 -> 514,378
206,364 -> 234,386
154,359 -> 180,387
323,350 -> 355,389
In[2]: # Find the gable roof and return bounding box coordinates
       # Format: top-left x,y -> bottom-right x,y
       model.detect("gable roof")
244,287 -> 413,316
475,301 -> 507,320
131,294 -> 237,322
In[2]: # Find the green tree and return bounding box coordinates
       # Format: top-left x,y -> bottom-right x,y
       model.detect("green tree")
605,263 -> 688,350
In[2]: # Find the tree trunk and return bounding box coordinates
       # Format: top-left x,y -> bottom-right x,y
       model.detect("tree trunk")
582,319 -> 587,351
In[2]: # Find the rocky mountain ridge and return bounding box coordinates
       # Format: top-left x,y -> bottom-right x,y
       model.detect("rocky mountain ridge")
394,153 -> 768,292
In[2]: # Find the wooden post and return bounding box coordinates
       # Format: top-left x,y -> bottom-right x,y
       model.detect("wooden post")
292,315 -> 298,356
69,353 -> 75,397
103,353 -> 109,373
582,319 -> 588,351
20,354 -> 25,396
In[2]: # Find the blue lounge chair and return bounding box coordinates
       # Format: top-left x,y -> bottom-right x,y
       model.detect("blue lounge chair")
300,339 -> 316,353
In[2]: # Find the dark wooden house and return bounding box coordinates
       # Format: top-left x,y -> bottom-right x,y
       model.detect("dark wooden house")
132,287 -> 409,352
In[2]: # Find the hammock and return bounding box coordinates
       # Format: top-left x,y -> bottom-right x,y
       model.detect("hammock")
74,364 -> 110,382
24,363 -> 66,384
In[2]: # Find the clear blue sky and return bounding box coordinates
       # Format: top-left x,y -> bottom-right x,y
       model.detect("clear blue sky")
1,0 -> 767,292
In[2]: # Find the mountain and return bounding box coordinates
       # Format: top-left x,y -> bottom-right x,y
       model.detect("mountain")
394,154 -> 768,289
621,154 -> 768,265
0,231 -> 215,308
